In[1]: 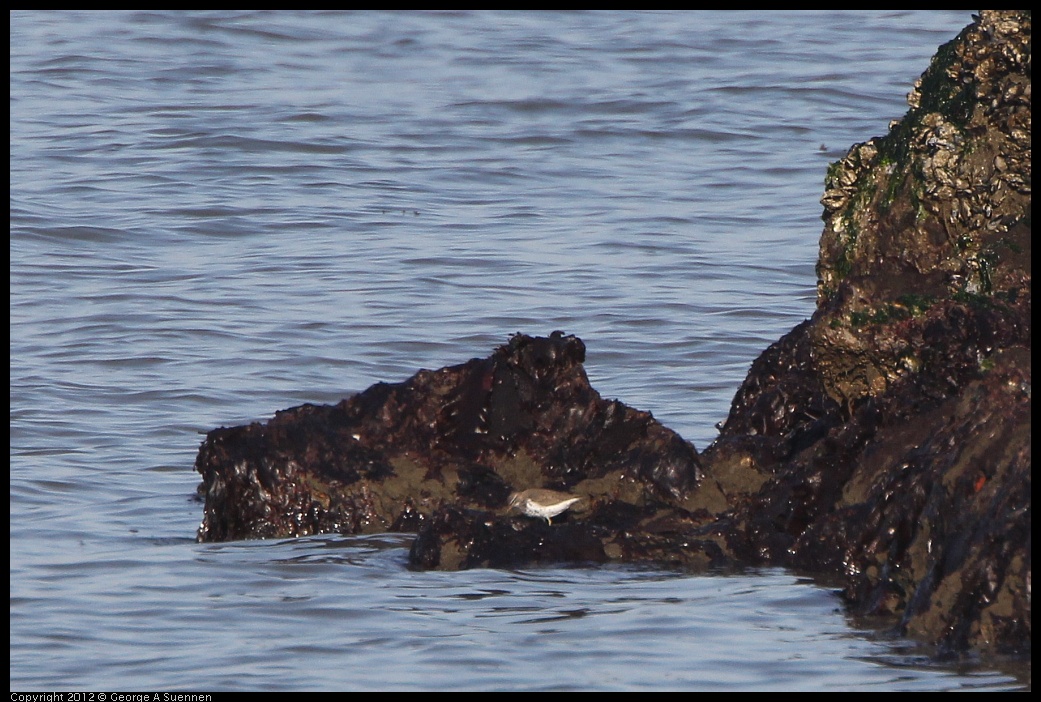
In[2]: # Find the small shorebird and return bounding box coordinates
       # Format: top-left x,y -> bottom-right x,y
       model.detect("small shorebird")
507,488 -> 581,525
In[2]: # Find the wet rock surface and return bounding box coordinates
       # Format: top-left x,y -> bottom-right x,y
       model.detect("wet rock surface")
704,10 -> 1031,656
196,331 -> 710,547
193,12 -> 1029,657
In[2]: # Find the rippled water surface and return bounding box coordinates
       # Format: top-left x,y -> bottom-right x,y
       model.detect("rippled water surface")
10,10 -> 1027,691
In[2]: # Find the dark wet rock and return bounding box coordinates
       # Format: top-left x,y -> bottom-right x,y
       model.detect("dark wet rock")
709,10 -> 1031,656
709,319 -> 844,469
408,505 -> 610,571
196,330 -> 707,546
192,11 -> 1029,658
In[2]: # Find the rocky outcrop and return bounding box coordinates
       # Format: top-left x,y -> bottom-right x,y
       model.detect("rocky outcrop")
707,10 -> 1030,656
195,331 -> 709,546
193,11 -> 1029,657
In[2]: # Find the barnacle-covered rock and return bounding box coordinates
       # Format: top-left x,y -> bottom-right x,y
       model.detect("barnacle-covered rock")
715,10 -> 1030,656
813,10 -> 1030,412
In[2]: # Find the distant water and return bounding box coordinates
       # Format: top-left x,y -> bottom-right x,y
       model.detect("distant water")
10,10 -> 1027,691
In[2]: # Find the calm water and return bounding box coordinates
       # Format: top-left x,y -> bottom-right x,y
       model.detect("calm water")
10,10 -> 1027,691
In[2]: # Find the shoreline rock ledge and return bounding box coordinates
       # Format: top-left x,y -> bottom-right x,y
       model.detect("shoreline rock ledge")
194,11 -> 1029,657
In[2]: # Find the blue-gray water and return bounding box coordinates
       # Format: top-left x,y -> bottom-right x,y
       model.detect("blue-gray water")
10,10 -> 1028,691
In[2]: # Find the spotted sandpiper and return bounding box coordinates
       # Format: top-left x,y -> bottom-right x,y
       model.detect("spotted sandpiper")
507,488 -> 581,525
